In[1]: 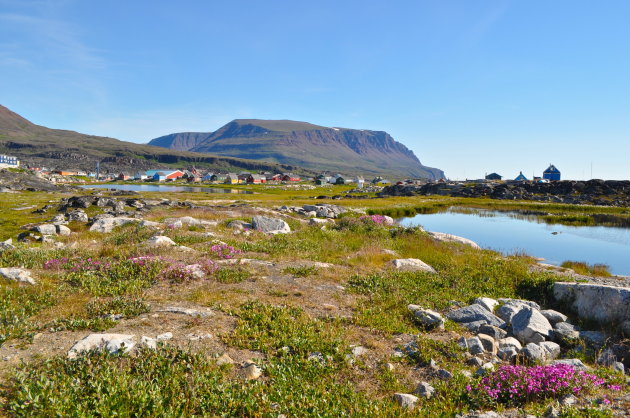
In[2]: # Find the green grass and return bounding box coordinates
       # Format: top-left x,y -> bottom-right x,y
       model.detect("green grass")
560,261 -> 612,277
282,265 -> 318,277
0,285 -> 56,346
215,267 -> 251,283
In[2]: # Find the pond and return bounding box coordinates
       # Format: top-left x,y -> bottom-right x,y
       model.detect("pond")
80,184 -> 253,194
399,208 -> 630,276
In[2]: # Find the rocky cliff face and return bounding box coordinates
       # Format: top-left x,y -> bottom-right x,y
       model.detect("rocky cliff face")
149,119 -> 444,179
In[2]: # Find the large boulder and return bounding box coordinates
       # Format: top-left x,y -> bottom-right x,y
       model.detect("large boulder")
89,217 -> 138,233
67,333 -> 136,359
511,307 -> 553,344
251,216 -> 291,234
303,204 -> 346,219
0,267 -> 36,285
408,305 -> 444,329
428,232 -> 480,249
553,282 -> 630,326
392,259 -> 436,273
446,304 -> 505,328
32,224 -> 57,235
144,235 -> 177,247
68,210 -> 89,223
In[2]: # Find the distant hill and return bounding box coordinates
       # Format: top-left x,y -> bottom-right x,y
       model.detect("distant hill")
149,119 -> 444,179
0,105 -> 310,174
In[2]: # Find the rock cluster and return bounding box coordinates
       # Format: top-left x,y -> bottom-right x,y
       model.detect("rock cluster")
278,203 -> 347,219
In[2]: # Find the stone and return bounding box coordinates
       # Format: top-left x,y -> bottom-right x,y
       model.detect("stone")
0,267 -> 36,285
475,362 -> 494,376
467,337 -> 485,355
553,282 -> 630,326
0,239 -> 15,251
473,297 -> 498,313
393,258 -> 436,273
68,210 -> 89,222
539,341 -> 561,360
511,307 -> 553,344
620,320 -> 630,337
612,362 -> 625,373
156,332 -> 173,340
498,346 -> 518,361
597,348 -> 617,367
50,214 -> 67,224
414,382 -> 436,398
496,301 -> 529,324
559,394 -> 577,406
351,346 -> 368,357
139,220 -> 162,228
251,216 -> 291,234
240,362 -> 263,380
144,235 -> 177,247
393,393 -> 419,410
187,333 -> 212,341
158,307 -> 213,317
227,220 -> 252,230
140,336 -> 157,349
308,218 -> 332,226
477,324 -> 507,340
408,305 -> 444,329
551,322 -> 580,344
383,362 -> 395,371
436,369 -> 453,380
540,309 -> 568,325
33,224 -> 57,235
498,337 -> 522,351
466,357 -> 484,367
477,334 -> 497,355
89,217 -> 138,233
497,298 -> 541,310
56,225 -> 71,236
446,304 -> 505,328
428,231 -> 481,249
519,343 -> 546,363
462,320 -> 487,333
68,333 -> 135,359
458,336 -> 468,350
216,353 -> 235,366
550,359 -> 588,371
579,330 -> 607,348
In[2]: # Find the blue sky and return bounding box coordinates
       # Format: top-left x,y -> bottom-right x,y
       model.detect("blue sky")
1,0 -> 629,179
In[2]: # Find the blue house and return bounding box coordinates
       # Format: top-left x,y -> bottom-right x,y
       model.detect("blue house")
515,171 -> 528,181
485,173 -> 502,180
543,164 -> 561,181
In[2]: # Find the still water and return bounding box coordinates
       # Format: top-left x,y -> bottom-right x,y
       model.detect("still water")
81,184 -> 253,194
400,208 -> 630,276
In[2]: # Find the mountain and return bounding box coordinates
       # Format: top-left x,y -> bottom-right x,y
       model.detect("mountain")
149,120 -> 444,179
0,105 -> 310,174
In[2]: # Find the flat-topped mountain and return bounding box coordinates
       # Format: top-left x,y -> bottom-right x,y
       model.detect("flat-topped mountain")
149,119 -> 444,179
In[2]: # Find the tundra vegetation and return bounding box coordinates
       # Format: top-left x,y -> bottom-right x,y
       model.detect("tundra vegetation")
0,184 -> 627,417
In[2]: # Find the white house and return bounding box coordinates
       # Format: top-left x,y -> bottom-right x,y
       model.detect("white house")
0,155 -> 20,168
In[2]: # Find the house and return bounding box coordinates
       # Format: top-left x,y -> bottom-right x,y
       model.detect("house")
54,170 -> 77,176
134,172 -> 149,180
281,173 -> 300,182
246,174 -> 267,184
202,173 -> 215,181
354,176 -> 365,188
267,173 -> 282,182
514,171 -> 528,181
210,173 -> 226,182
225,173 -> 239,184
485,173 -> 502,181
335,176 -> 348,185
117,172 -> 131,181
152,172 -> 167,182
0,155 -> 20,168
543,164 -> 561,181
187,175 -> 202,183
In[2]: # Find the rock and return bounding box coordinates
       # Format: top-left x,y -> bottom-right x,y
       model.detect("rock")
144,235 -> 177,247
539,341 -> 561,360
408,305 -> 444,329
351,346 -> 368,357
156,332 -> 173,340
227,220 -> 252,230
140,336 -> 157,349
251,216 -> 291,234
511,307 -> 553,344
467,337 -> 485,355
559,394 -> 577,406
498,337 -> 522,351
496,301 -> 528,323
89,217 -> 138,233
240,362 -> 263,380
553,282 -> 630,326
308,218 -> 332,226
498,346 -> 518,361
477,334 -> 497,355
597,348 -> 617,367
414,382 -> 435,399
0,239 -> 15,251
0,267 -> 36,285
157,307 -> 213,317
436,369 -> 453,380
551,322 -> 580,344
216,353 -> 234,366
393,393 -> 419,410
392,258 -> 436,273
475,362 -> 494,376
458,336 -> 468,350
428,231 -> 481,249
620,320 -> 630,337
579,330 -> 607,348
68,333 -> 135,359
474,297 -> 498,313
32,224 -> 57,235
139,220 -> 162,229
477,324 -> 507,340
67,210 -> 89,222
50,214 -> 67,224
303,204 -> 346,219
540,309 -> 568,325
550,359 -> 588,371
446,304 -> 505,328
187,333 -> 212,341
612,362 -> 625,373
466,357 -> 484,367
462,320 -> 487,333
56,225 -> 71,236
383,362 -> 395,371
497,298 -> 541,310
519,343 -> 546,363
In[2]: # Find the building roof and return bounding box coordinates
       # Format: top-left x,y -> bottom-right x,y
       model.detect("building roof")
515,171 -> 528,181
544,164 -> 560,174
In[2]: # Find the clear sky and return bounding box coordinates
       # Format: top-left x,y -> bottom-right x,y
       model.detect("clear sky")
1,0 -> 629,180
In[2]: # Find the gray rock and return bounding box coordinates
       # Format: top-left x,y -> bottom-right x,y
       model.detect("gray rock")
393,393 -> 418,410
467,337 -> 485,355
156,332 -> 173,340
498,346 -> 518,361
428,231 -> 480,249
539,341 -> 561,360
597,348 -> 617,367
140,336 -> 158,349
540,309 -> 568,325
68,210 -> 89,222
498,337 -> 522,351
251,216 -> 291,234
240,362 -> 262,380
0,239 -> 15,251
0,267 -> 36,285
478,324 -> 507,340
511,307 -> 553,344
446,304 -> 505,328
144,235 -> 177,247
477,334 -> 497,355
436,369 -> 453,380
50,214 -> 68,224
552,322 -> 580,344
579,330 -> 607,348
550,358 -> 588,371
68,333 -> 136,359
158,307 -> 213,318
553,282 -> 630,326
33,224 -> 57,235
496,302 -> 528,323
466,357 -> 484,367
462,320 -> 488,333
414,382 -> 436,398
497,298 -> 541,310
89,217 -> 138,233
393,259 -> 436,273
56,225 -> 71,236
475,362 -> 494,376
612,362 -> 625,373
408,305 -> 444,329
474,297 -> 498,312
520,343 -> 546,363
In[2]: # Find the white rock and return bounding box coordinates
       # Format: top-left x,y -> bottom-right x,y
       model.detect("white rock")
156,332 -> 173,340
540,309 -> 568,325
158,307 -> 213,317
89,217 -> 138,233
550,358 -> 588,371
539,341 -> 561,360
140,336 -> 157,349
428,231 -> 481,249
519,343 -> 546,363
68,334 -> 135,359
139,220 -> 162,229
474,297 -> 499,313
553,282 -> 630,326
408,305 -> 445,329
414,382 -> 435,399
144,235 -> 177,247
56,225 -> 71,236
392,258 -> 436,273
252,216 -> 291,234
216,353 -> 234,366
498,337 -> 522,351
393,393 -> 419,410
477,334 -> 497,355
0,267 -> 36,285
33,224 -> 57,235
240,363 -> 263,380
512,307 -> 553,344
351,346 -> 368,357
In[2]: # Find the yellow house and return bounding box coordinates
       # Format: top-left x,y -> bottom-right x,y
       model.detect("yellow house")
224,173 -> 239,184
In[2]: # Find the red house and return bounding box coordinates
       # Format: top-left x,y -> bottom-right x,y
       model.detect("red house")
246,174 -> 267,184
163,170 -> 185,180
281,173 -> 300,182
